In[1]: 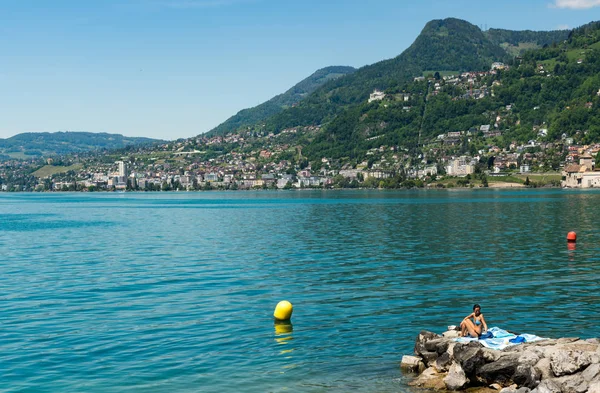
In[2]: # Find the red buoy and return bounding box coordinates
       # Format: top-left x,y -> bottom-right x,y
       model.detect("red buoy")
567,231 -> 577,243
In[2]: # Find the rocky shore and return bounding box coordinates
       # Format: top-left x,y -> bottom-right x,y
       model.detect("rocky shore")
401,330 -> 600,393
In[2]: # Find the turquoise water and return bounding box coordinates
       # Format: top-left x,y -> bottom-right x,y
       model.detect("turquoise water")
2,190 -> 600,392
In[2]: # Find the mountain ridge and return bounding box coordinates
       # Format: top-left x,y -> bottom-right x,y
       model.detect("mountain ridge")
0,131 -> 163,158
237,18 -> 570,135
205,65 -> 356,137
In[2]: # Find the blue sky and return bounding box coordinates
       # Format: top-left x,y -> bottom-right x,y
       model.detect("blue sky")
0,0 -> 599,140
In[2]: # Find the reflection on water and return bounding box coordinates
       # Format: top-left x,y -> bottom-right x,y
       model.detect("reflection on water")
274,321 -> 295,361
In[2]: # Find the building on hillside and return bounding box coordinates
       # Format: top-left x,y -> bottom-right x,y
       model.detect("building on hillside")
368,90 -> 386,103
117,161 -> 128,178
446,156 -> 475,177
491,62 -> 506,71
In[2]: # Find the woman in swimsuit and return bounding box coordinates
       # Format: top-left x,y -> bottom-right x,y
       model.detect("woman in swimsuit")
460,304 -> 488,338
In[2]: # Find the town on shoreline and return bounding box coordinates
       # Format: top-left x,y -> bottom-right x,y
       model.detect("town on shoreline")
2,128 -> 600,192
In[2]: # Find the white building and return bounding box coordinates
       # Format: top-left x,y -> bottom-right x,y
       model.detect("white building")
491,62 -> 506,71
117,161 -> 128,178
446,156 -> 475,177
368,90 -> 386,103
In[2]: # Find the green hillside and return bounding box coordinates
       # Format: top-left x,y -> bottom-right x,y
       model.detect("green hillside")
205,66 -> 356,137
204,19 -> 571,144
485,28 -> 569,56
258,18 -> 542,133
300,21 -> 600,163
0,132 -> 162,158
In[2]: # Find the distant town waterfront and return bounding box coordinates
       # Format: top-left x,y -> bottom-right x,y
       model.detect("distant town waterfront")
2,190 -> 600,393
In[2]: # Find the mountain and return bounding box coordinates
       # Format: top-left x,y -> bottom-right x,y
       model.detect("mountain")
258,18 -> 544,133
0,131 -> 162,158
205,66 -> 356,137
301,20 -> 600,162
485,28 -> 570,56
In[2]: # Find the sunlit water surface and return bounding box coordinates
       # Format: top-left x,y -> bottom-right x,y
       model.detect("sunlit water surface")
2,190 -> 600,392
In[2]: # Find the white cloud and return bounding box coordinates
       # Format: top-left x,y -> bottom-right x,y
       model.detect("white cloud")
553,0 -> 600,9
557,24 -> 571,29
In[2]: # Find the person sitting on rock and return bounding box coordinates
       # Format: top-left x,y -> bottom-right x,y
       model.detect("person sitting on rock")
460,304 -> 487,338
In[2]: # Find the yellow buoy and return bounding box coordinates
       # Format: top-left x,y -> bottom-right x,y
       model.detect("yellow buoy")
273,300 -> 293,321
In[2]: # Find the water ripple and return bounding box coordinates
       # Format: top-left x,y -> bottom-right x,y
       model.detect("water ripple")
1,190 -> 600,392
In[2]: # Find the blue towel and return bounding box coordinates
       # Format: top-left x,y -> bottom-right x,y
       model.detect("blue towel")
479,331 -> 493,339
455,327 -> 546,350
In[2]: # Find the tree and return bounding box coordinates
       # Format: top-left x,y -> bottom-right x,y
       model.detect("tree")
524,176 -> 530,186
481,175 -> 489,188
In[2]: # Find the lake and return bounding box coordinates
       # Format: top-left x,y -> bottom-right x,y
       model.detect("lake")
1,190 -> 599,392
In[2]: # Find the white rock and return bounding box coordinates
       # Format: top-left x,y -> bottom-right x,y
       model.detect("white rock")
589,381 -> 600,393
500,384 -> 518,393
535,379 -> 561,393
444,362 -> 469,391
519,351 -> 541,367
583,363 -> 600,382
550,350 -> 591,376
401,355 -> 421,371
421,366 -> 439,377
534,357 -> 553,381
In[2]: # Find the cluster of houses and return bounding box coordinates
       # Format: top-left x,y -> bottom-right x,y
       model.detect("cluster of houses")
40,157 -> 402,192
562,145 -> 600,188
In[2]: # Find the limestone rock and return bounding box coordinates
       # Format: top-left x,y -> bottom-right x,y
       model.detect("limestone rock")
513,364 -> 541,389
401,355 -> 423,372
483,348 -> 502,363
478,357 -> 518,386
447,342 -> 456,359
532,339 -> 558,347
585,338 -> 600,345
453,342 -> 485,377
589,381 -> 600,393
421,350 -> 439,366
583,363 -> 600,382
556,337 -> 580,344
550,350 -> 591,376
499,384 -> 518,393
534,357 -> 553,381
425,337 -> 450,354
533,378 -> 561,393
444,362 -> 469,390
518,351 -> 541,367
433,352 -> 452,372
408,366 -> 447,390
554,374 -> 587,393
415,330 -> 441,356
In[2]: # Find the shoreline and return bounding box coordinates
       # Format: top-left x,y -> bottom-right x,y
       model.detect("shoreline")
402,330 -> 600,393
0,184 -> 562,194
